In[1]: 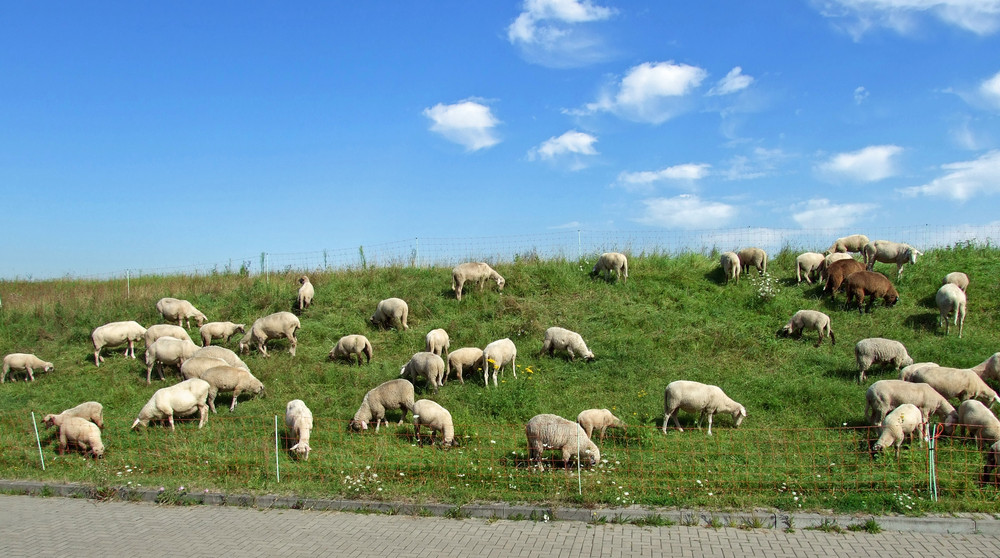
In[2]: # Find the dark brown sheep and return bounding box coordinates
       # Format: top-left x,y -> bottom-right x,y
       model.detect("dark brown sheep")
823,259 -> 866,299
844,271 -> 899,314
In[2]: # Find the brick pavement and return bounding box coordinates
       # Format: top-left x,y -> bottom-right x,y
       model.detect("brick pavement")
2,494 -> 1000,558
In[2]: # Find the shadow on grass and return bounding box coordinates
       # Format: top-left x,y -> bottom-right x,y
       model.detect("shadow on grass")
904,312 -> 939,334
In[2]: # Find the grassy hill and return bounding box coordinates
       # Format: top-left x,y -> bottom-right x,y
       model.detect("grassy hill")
1,243 -> 998,514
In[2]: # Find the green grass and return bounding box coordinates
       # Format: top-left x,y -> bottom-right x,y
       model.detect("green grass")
2,243 -> 1000,513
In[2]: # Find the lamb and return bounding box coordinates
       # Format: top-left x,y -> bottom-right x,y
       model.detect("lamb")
446,347 -> 484,385
661,380 -> 747,436
935,283 -> 967,338
827,234 -> 870,254
57,416 -> 105,459
349,379 -> 415,432
451,262 -> 505,301
737,247 -> 767,275
328,334 -> 374,365
843,271 -> 899,314
179,356 -> 230,380
424,328 -> 450,358
720,252 -> 741,284
297,275 -> 315,310
285,399 -> 313,460
200,365 -> 265,413
199,322 -> 246,347
795,252 -> 825,284
44,401 -> 105,430
144,337 -> 200,384
855,338 -> 913,383
864,380 -> 957,426
950,399 -> 1000,449
590,252 -> 628,283
131,378 -> 211,430
412,399 -> 455,447
483,338 -> 517,387
872,403 -> 925,458
540,326 -> 595,361
191,345 -> 250,371
238,311 -> 301,356
822,259 -> 866,299
91,320 -> 147,367
576,408 -> 625,441
369,297 -> 409,330
2,353 -> 54,383
144,324 -> 193,349
861,240 -> 922,280
399,352 -> 446,393
776,310 -> 835,347
155,297 -> 208,328
983,441 -> 1000,486
525,413 -> 601,470
903,366 -> 1000,406
943,271 -> 970,292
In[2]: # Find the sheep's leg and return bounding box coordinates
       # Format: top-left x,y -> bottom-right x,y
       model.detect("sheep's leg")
168,414 -> 175,431
259,342 -> 269,357
230,391 -> 239,412
26,367 -> 35,382
706,413 -> 714,436
197,404 -> 208,428
511,356 -> 517,378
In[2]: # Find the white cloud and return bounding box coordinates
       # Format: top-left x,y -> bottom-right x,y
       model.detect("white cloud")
817,145 -> 903,182
817,0 -> 1000,38
507,0 -> 616,67
634,194 -> 737,229
707,67 -> 754,96
790,199 -> 877,229
854,86 -> 870,104
423,100 -> 501,151
528,130 -> 599,170
722,147 -> 787,180
616,163 -> 710,192
577,61 -> 708,124
899,150 -> 1000,200
980,70 -> 1000,109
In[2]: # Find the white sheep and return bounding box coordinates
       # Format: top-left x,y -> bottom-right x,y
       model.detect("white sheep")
144,337 -> 200,384
950,399 -> 1000,449
191,345 -> 250,371
44,401 -> 105,430
131,378 -> 211,430
795,252 -> 826,284
872,403 -> 925,458
451,262 -> 505,301
971,352 -> 1000,382
943,271 -> 970,292
199,322 -> 246,347
2,353 -> 54,383
238,311 -> 301,356
425,328 -> 450,358
855,338 -> 913,383
576,408 -> 624,441
328,334 -> 374,365
349,379 -> 415,432
399,352 -> 446,393
525,413 -> 600,470
297,275 -> 315,310
776,310 -> 835,347
413,399 -> 455,447
540,326 -> 594,361
285,399 -> 313,460
935,283 -> 967,338
369,297 -> 409,330
662,380 -> 747,436
57,416 -> 105,459
590,252 -> 628,283
983,441 -> 1000,486
200,365 -> 265,413
91,320 -> 147,367
904,366 -> 1000,406
179,356 -> 231,380
827,234 -> 870,254
864,380 -> 958,426
483,338 -> 517,387
861,240 -> 922,280
899,362 -> 939,380
155,297 -> 208,328
720,251 -> 741,284
144,324 -> 193,349
737,247 -> 767,275
446,347 -> 484,385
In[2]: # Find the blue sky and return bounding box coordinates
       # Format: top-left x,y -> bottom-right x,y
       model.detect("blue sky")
3,1 -> 1000,279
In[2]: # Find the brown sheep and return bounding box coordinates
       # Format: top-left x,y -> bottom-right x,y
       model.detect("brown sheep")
822,258 -> 866,299
844,271 -> 899,314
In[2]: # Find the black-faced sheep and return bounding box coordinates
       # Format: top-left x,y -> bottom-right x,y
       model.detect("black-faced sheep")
451,262 -> 505,301
662,380 -> 746,436
855,338 -> 913,383
776,310 -> 835,347
2,353 -> 54,383
155,297 -> 208,329
328,334 -> 373,365
369,298 -> 409,330
540,327 -> 594,361
91,320 -> 147,367
238,311 -> 301,357
525,414 -> 600,470
737,247 -> 767,276
843,271 -> 899,314
349,379 -> 415,432
936,283 -> 967,338
862,240 -> 922,280
590,252 -> 628,283
823,259 -> 866,299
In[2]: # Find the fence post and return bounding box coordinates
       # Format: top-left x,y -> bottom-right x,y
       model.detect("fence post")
577,425 -> 582,495
32,412 -> 45,471
928,422 -> 940,501
414,237 -> 419,267
275,415 -> 280,483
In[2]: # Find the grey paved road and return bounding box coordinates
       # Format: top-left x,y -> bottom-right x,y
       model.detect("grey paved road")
3,494 -> 1000,557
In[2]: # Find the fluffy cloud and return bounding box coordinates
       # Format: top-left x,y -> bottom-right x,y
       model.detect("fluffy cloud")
633,194 -> 737,229
578,61 -> 708,124
980,70 -> 1000,110
899,150 -> 1000,200
854,86 -> 870,104
528,130 -> 599,170
817,145 -> 903,182
818,0 -> 1000,38
507,0 -> 616,67
707,67 -> 754,96
423,100 -> 501,151
616,163 -> 710,192
790,199 -> 877,229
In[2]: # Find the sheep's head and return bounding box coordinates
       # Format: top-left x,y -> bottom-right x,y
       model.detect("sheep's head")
495,275 -> 506,290
348,419 -> 368,432
42,414 -> 58,428
776,324 -> 793,338
290,441 -> 311,460
734,406 -> 747,428
131,418 -> 148,429
238,340 -> 250,354
91,444 -> 105,459
584,445 -> 600,466
43,363 -> 54,372
235,324 -> 246,334
584,351 -> 595,362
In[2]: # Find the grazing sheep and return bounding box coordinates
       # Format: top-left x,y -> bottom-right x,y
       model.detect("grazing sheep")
200,365 -> 265,413
483,338 -> 517,388
943,271 -> 970,292
872,403 -> 925,458
425,328 -> 450,358
525,414 -> 600,470
983,441 -> 1000,486
446,347 -> 484,385
795,252 -> 826,284
2,353 -> 54,383
899,362 -> 939,381
451,262 -> 505,301
864,380 -> 957,426
590,252 -> 628,283
43,401 -> 105,430
131,378 -> 211,430
855,338 -> 913,383
285,399 -> 313,460
155,297 -> 208,328
737,247 -> 767,275
91,320 -> 147,367
950,400 -> 1000,449
861,240 -> 922,280
349,379 -> 415,432
662,380 -> 746,436
904,366 -> 1000,406
413,399 -> 455,447
720,252 -> 741,284
199,322 -> 246,347
971,352 -> 1000,382
776,310 -> 835,347
369,298 -> 409,330
843,271 -> 899,314
145,337 -> 200,384
179,356 -> 230,380
576,409 -> 625,441
541,327 -> 595,361
821,253 -> 855,280
328,334 -> 374,365
935,283 -> 967,338
238,311 -> 301,357
191,345 -> 250,371
822,259 -> 866,299
144,324 -> 193,349
828,234 -> 871,254
297,275 -> 314,310
57,416 -> 105,459
399,352 -> 446,393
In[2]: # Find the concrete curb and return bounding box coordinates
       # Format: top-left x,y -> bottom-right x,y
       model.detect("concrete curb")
2,479 -> 997,534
